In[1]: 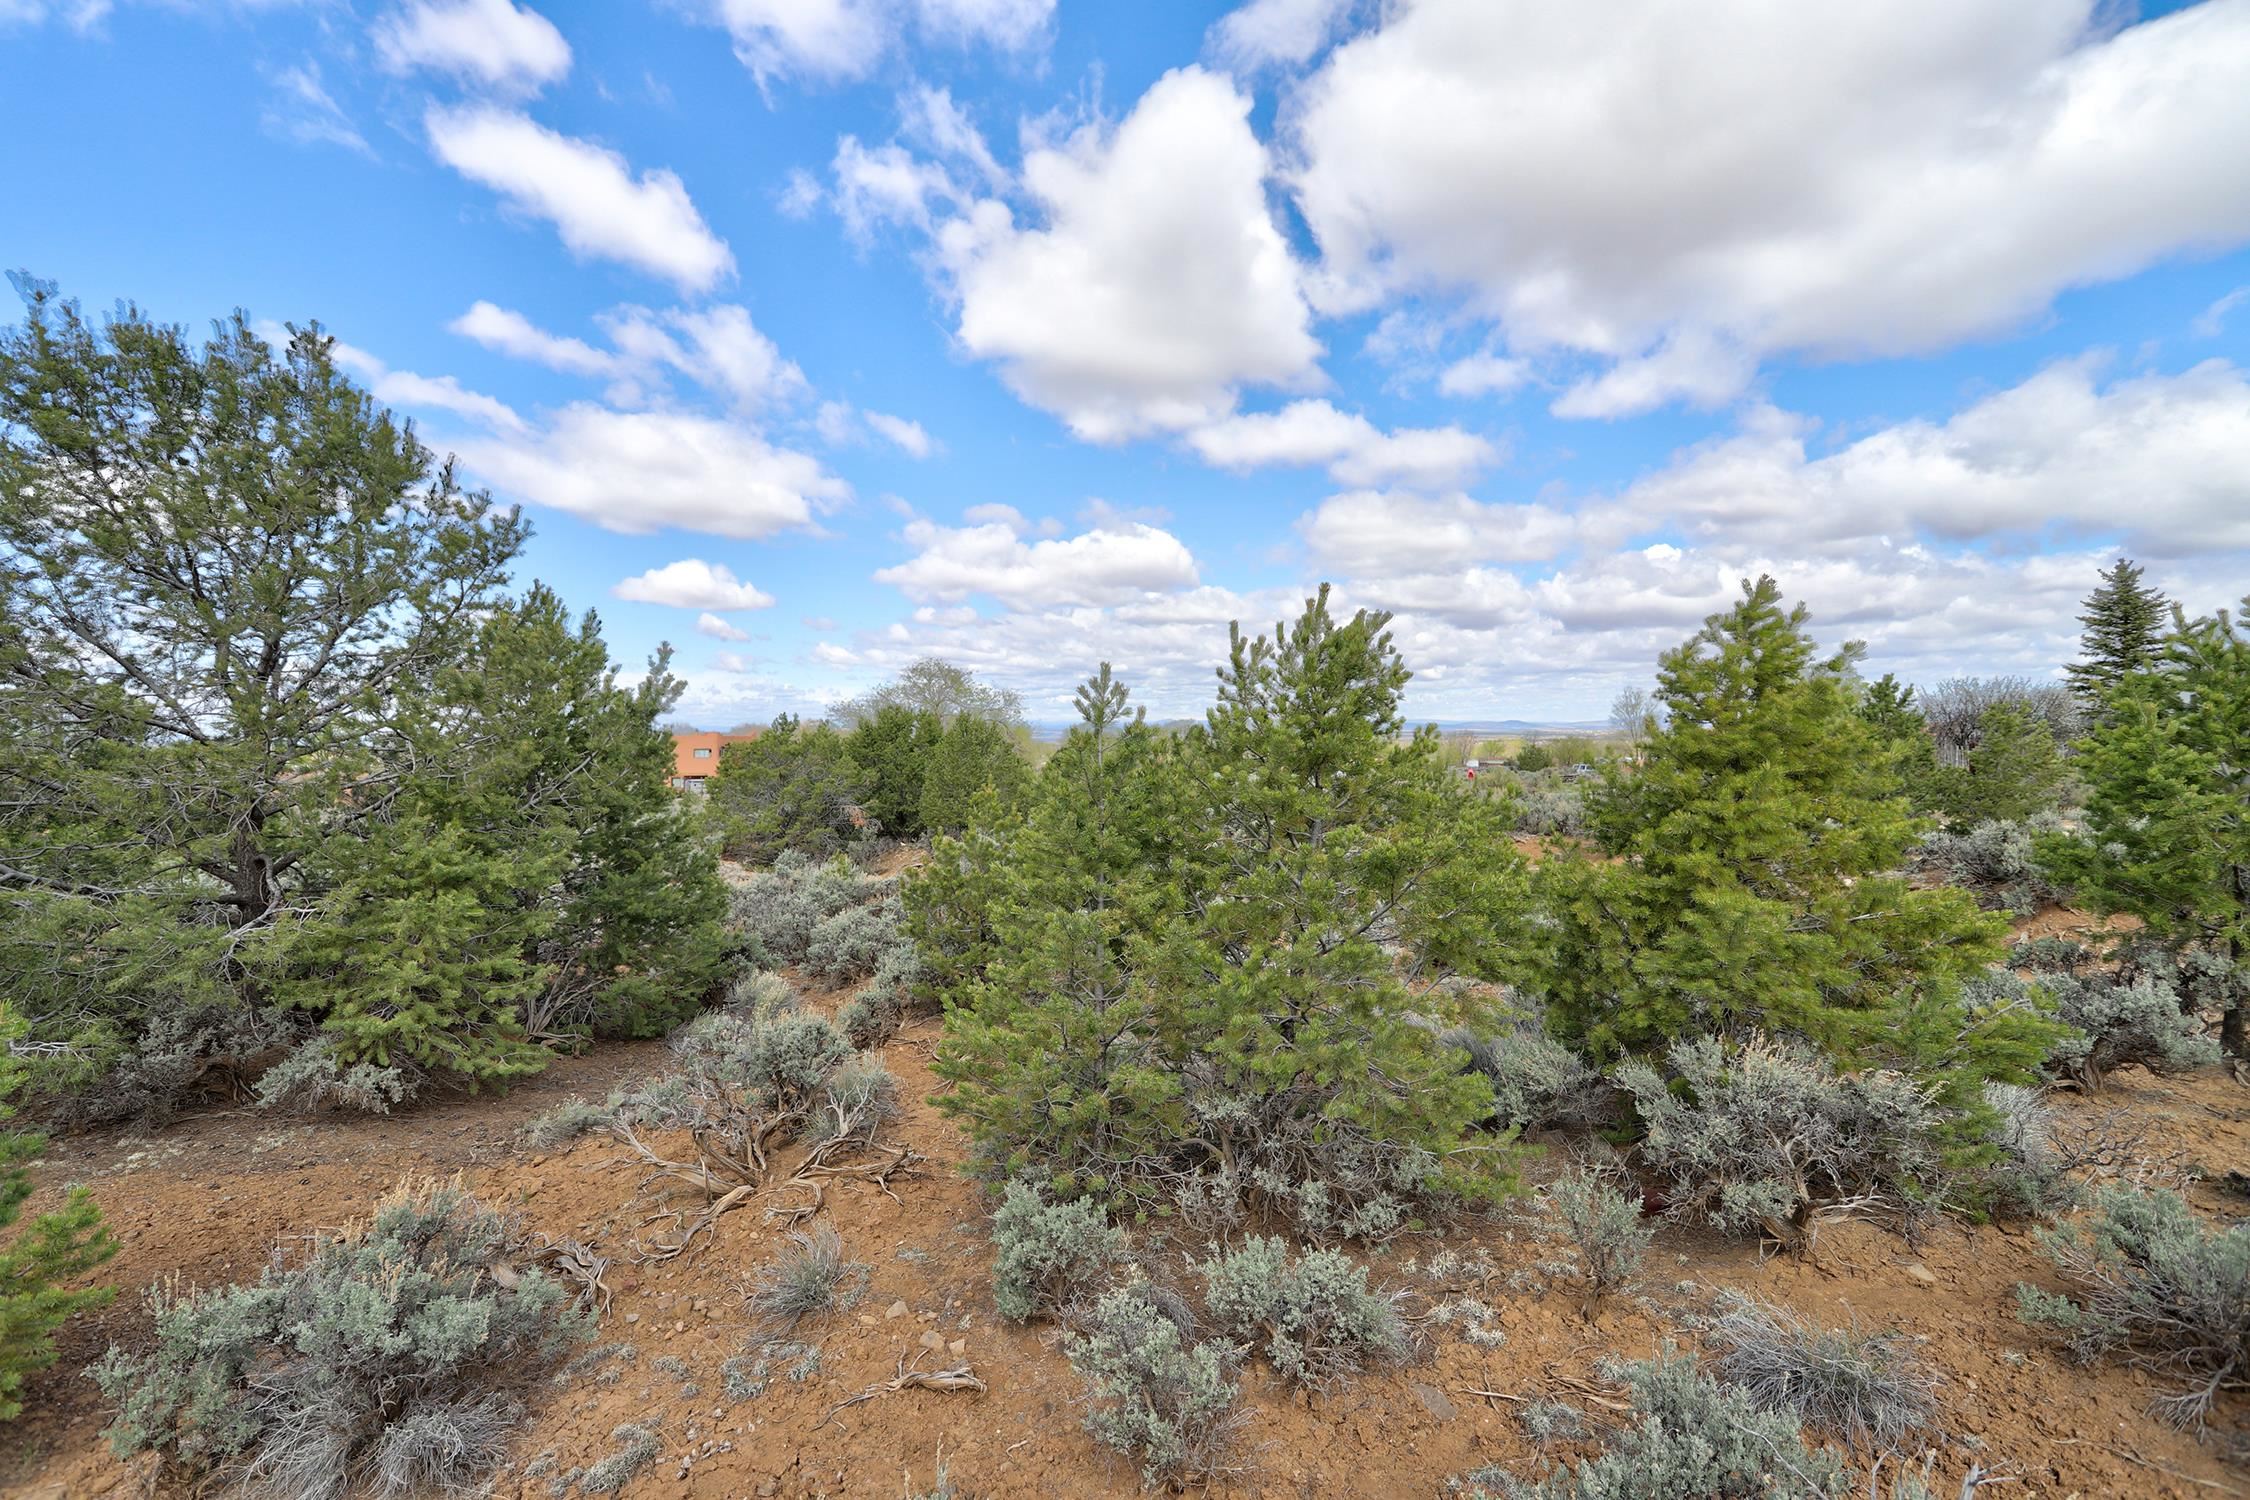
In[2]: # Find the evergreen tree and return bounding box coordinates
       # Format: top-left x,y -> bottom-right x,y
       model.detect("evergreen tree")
0,1002 -> 116,1423
2044,599 -> 2250,1056
0,284 -> 523,1069
920,714 -> 1031,837
1857,673 -> 1940,809
704,716 -> 869,862
1537,577 -> 2005,1058
847,703 -> 940,840
1168,587 -> 1526,1197
2066,558 -> 2170,716
1922,701 -> 2069,826
935,666 -> 1185,1192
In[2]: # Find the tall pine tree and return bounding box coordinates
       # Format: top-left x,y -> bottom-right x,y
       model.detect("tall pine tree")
2066,558 -> 2170,717
1536,577 -> 2004,1057
2044,598 -> 2250,1056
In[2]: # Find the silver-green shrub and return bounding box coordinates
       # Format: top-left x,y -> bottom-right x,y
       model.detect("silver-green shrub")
746,1223 -> 867,1333
1539,1166 -> 1653,1298
2017,1185 -> 2249,1428
1705,1292 -> 1939,1447
1198,1236 -> 1407,1390
1484,1351 -> 1848,1498
91,1179 -> 582,1499
252,1035 -> 414,1116
989,1179 -> 1127,1323
2042,972 -> 2221,1091
803,897 -> 909,985
727,852 -> 865,965
1067,1282 -> 1244,1490
1438,1019 -> 1611,1132
1618,1035 -> 1941,1244
1912,815 -> 2064,915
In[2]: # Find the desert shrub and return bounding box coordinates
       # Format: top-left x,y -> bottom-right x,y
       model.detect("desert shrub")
724,969 -> 798,1019
990,1179 -> 1129,1323
1705,1292 -> 1939,1447
1913,816 -> 2066,914
2042,971 -> 2221,1091
581,1421 -> 660,1494
1514,780 -> 1587,838
738,1012 -> 855,1110
1198,1236 -> 1407,1390
364,1392 -> 519,1500
746,1223 -> 867,1333
1976,1081 -> 2080,1216
1485,1350 -> 1848,1499
804,898 -> 909,985
56,1003 -> 303,1129
1537,1166 -> 1653,1298
602,1071 -> 697,1130
522,1097 -> 613,1149
803,1056 -> 900,1147
727,853 -> 864,966
719,1339 -> 820,1400
2017,1185 -> 2249,1427
251,1036 -> 415,1115
1439,1020 -> 1611,1131
1516,1398 -> 1590,1449
1619,1035 -> 1942,1247
1067,1282 -> 1245,1490
91,1178 -> 581,1498
1170,1100 -> 1450,1245
839,944 -> 924,1048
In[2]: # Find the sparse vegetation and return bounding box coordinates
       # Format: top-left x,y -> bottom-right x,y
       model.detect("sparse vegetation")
747,1223 -> 868,1333
1483,1351 -> 1848,1498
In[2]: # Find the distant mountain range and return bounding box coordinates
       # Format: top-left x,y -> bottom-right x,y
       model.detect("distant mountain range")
1023,716 -> 1615,741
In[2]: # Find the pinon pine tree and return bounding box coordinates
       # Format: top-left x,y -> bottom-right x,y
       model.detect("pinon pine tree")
2066,558 -> 2170,718
0,1003 -> 115,1423
934,665 -> 1185,1192
1167,587 -> 1526,1198
1538,577 -> 2005,1057
2045,599 -> 2250,1056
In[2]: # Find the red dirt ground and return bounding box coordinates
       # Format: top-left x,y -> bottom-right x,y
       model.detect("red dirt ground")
8,910 -> 2246,1499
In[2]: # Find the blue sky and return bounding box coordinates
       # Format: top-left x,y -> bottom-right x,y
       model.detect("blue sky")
5,0 -> 2249,725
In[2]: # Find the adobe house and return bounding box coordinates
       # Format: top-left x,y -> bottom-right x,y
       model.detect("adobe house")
670,729 -> 760,792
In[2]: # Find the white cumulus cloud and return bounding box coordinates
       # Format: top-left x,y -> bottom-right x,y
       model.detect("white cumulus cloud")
614,559 -> 776,611
374,0 -> 570,93
426,106 -> 734,292
874,512 -> 1201,609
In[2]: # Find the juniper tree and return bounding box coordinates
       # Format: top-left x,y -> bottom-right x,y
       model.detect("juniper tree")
704,716 -> 868,862
2044,599 -> 2250,1056
1536,577 -> 2006,1059
2066,557 -> 2170,717
1922,701 -> 2070,827
919,712 -> 1031,838
0,283 -> 522,1065
846,703 -> 940,840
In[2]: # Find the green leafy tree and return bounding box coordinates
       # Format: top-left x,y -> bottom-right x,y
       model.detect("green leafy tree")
2044,599 -> 2250,1056
2066,558 -> 2170,717
1,1002 -> 116,1423
0,283 -> 522,1069
920,714 -> 1031,837
1537,577 -> 2005,1059
1857,672 -> 1941,810
705,716 -> 869,863
1513,741 -> 1555,773
847,703 -> 940,840
1922,701 -> 2070,826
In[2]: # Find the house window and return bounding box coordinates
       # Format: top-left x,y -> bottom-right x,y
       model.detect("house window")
692,747 -> 713,758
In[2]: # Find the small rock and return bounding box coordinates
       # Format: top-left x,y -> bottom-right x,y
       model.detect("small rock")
1902,1263 -> 1938,1286
625,1312 -> 641,1324
858,1314 -> 879,1327
919,1329 -> 944,1351
1412,1382 -> 1457,1422
886,1300 -> 909,1320
947,1338 -> 966,1356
